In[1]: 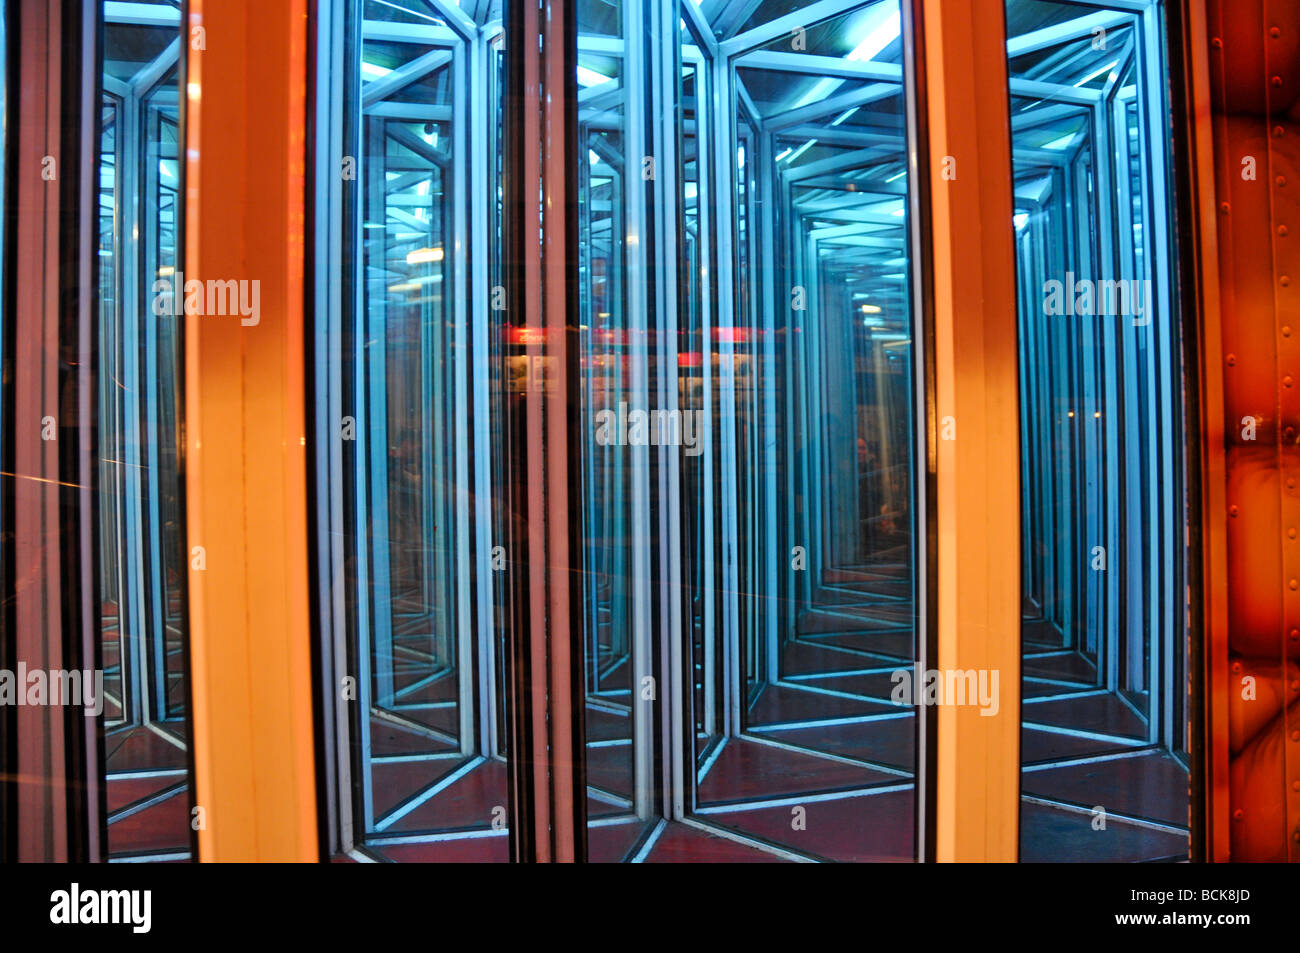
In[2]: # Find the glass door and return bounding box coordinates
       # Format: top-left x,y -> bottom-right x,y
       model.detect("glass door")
672,0 -> 920,862
1005,0 -> 1190,863
314,0 -> 513,861
314,0 -> 926,863
96,0 -> 194,861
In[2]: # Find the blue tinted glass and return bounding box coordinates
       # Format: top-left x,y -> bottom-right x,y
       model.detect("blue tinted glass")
1006,0 -> 1190,862
96,0 -> 193,861
589,0 -> 920,863
317,1 -> 512,861
320,0 -> 919,864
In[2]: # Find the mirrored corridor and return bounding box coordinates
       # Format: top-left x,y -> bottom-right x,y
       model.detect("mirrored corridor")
8,0 -> 1297,869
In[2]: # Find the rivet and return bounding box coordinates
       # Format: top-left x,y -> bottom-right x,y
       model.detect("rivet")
1289,527 -> 1297,539
1286,327 -> 1294,337
1292,628 -> 1300,641
1278,126 -> 1288,138
1290,478 -> 1297,489
1287,376 -> 1295,387
1292,679 -> 1299,691
1293,729 -> 1300,741
1233,808 -> 1244,820
1289,579 -> 1298,589
1274,76 -> 1285,87
1273,26 -> 1283,38
1212,37 -> 1223,48
1230,505 -> 1240,517
1232,661 -> 1242,673
1227,353 -> 1237,365
1295,831 -> 1300,842
1220,201 -> 1231,214
1294,780 -> 1300,791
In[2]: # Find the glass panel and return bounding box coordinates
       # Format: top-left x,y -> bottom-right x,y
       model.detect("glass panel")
363,0 -> 450,25
733,0 -> 837,39
144,80 -> 187,725
322,2 -> 511,861
679,45 -> 715,779
1006,0 -> 1190,862
576,0 -> 657,862
324,0 -> 917,864
96,0 -> 193,861
642,0 -> 919,863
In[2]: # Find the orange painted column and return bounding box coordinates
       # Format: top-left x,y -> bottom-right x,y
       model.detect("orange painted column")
1171,0 -> 1232,862
183,0 -> 318,862
915,0 -> 1022,862
1206,0 -> 1300,863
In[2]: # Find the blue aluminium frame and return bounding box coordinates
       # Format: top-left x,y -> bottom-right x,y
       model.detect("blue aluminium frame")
312,0 -> 508,853
99,3 -> 183,738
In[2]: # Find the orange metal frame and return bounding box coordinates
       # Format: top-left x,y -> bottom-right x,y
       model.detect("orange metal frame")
1204,0 -> 1300,863
916,0 -> 1022,863
183,0 -> 318,862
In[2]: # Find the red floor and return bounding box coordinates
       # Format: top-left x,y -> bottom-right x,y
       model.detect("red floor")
1018,801 -> 1188,862
643,823 -> 786,863
105,723 -> 192,859
107,784 -> 191,857
241,576 -> 1193,863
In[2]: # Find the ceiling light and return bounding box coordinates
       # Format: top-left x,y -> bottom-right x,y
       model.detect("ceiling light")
406,247 -> 444,265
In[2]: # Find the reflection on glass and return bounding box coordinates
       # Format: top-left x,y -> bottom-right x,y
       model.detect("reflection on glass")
96,0 -> 192,861
1005,0 -> 1189,862
564,0 -> 920,864
326,0 -> 928,864
326,0 -> 511,861
575,0 -> 653,860
673,0 -> 917,863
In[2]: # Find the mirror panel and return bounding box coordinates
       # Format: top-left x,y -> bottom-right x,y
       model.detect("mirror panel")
1006,0 -> 1190,863
96,0 -> 193,862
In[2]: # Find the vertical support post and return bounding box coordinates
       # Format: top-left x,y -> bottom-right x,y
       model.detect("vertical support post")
541,0 -> 584,861
502,0 -> 585,863
4,0 -> 101,864
913,0 -> 1021,863
1206,0 -> 1300,863
183,0 -> 318,861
